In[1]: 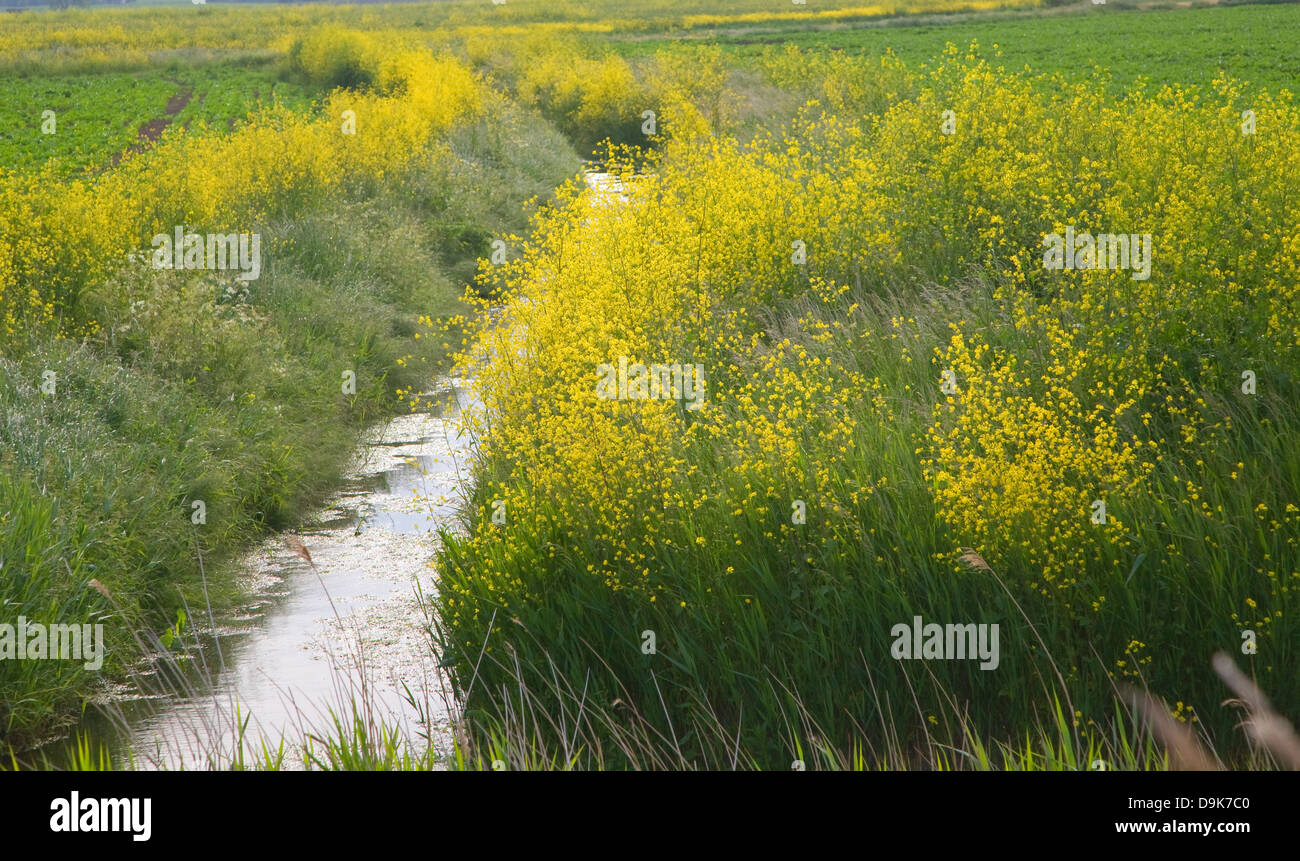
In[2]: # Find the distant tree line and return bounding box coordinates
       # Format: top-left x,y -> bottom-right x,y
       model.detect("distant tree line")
1,0 -> 134,8
2,0 -> 424,7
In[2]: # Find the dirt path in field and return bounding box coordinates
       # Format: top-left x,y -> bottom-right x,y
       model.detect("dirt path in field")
110,77 -> 193,166
136,79 -> 194,144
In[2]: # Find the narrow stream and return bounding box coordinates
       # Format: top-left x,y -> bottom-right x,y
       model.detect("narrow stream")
39,170 -> 620,771
53,378 -> 476,770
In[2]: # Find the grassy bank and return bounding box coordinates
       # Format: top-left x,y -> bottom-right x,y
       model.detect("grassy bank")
0,37 -> 580,746
431,48 -> 1299,769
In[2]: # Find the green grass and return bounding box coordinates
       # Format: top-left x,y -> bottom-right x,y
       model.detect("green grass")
29,662 -> 1273,770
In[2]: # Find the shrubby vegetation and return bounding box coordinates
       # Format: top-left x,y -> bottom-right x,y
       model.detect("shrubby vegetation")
433,47 -> 1298,768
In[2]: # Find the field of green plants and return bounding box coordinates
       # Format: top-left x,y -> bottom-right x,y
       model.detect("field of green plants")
0,63 -> 311,175
706,2 -> 1300,94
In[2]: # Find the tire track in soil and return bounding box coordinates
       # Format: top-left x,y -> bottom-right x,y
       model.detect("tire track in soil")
110,76 -> 194,166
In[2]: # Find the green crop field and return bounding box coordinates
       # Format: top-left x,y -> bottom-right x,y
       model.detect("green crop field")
621,2 -> 1300,93
0,61 -> 310,175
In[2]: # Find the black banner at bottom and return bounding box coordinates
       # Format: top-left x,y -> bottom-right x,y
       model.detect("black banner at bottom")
0,770 -> 1287,848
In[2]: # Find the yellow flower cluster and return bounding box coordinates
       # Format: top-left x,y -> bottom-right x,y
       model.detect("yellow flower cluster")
0,39 -> 481,339
439,53 -> 1299,709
